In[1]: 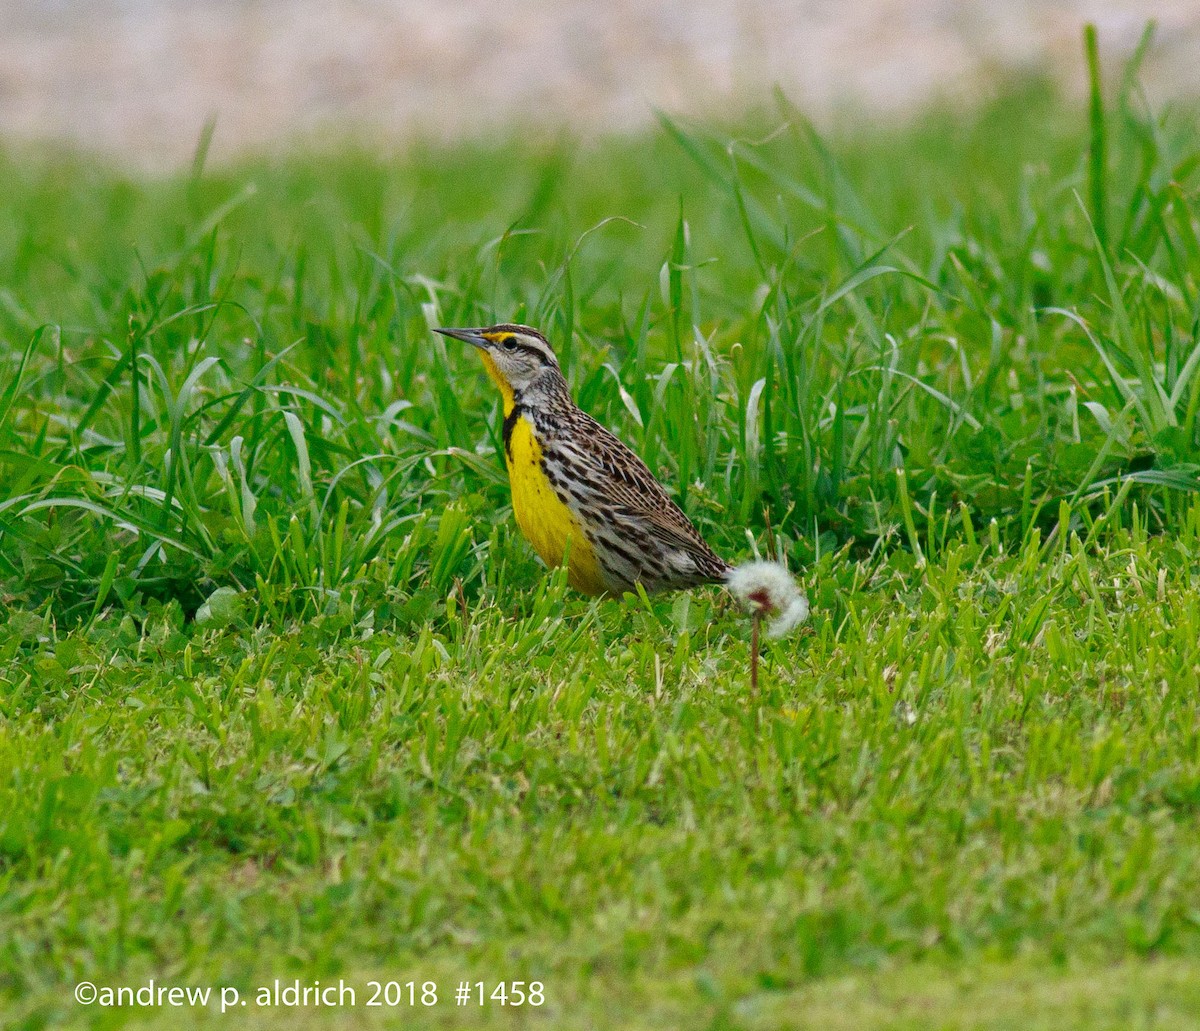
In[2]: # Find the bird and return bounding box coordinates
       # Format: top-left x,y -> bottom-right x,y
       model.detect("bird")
435,323 -> 808,636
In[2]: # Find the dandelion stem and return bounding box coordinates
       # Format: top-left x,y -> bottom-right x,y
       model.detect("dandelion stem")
751,611 -> 761,694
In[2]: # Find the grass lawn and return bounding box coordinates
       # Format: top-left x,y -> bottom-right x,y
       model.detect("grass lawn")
4,53 -> 1200,1028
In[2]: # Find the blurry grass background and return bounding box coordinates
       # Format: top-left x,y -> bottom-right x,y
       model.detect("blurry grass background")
3,33 -> 1200,1030
2,54 -> 1199,621
7,0 -> 1199,168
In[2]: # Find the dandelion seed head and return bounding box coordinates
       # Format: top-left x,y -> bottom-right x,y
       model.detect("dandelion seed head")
725,560 -> 810,637
768,593 -> 810,639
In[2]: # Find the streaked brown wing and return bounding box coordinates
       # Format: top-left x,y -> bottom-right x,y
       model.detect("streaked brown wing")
576,414 -> 730,578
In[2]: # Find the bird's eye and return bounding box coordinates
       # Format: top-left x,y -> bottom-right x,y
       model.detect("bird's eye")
501,337 -> 518,351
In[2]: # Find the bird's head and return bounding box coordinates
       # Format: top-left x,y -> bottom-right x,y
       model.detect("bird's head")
435,323 -> 561,407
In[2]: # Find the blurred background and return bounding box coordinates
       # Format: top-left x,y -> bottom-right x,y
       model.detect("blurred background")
2,0 -> 1197,170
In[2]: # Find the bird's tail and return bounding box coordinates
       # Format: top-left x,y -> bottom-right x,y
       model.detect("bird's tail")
723,560 -> 810,638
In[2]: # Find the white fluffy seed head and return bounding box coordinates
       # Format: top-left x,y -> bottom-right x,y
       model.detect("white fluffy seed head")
724,560 -> 810,638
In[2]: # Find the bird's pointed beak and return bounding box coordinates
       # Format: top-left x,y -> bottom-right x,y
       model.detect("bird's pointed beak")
434,327 -> 489,349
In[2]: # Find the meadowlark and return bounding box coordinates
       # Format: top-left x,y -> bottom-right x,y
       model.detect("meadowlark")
436,323 -> 808,635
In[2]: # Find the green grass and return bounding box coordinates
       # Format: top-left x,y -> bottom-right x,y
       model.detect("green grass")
3,45 -> 1200,1028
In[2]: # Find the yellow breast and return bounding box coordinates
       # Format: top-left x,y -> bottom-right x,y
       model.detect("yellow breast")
505,414 -> 608,596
